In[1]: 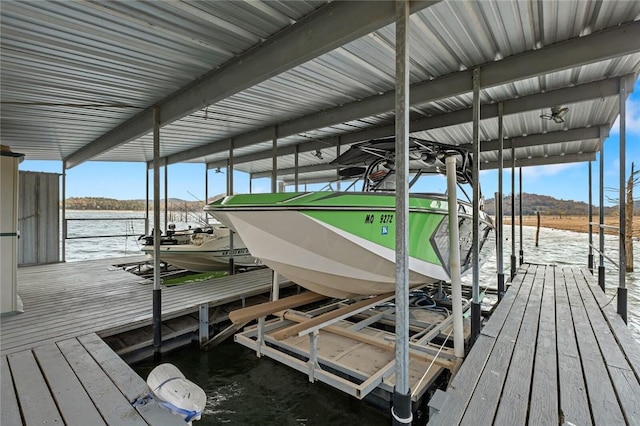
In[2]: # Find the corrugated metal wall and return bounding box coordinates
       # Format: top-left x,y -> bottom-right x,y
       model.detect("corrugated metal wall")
18,171 -> 60,266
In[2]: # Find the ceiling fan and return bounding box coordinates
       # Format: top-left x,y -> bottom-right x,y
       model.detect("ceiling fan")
540,106 -> 569,123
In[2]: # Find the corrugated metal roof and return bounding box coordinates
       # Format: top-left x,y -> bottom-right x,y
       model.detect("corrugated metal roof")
2,0 -> 639,184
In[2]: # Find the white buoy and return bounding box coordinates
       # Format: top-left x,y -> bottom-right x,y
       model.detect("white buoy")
146,363 -> 206,424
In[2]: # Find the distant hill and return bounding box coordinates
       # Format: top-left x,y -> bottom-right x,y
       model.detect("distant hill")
64,197 -> 204,211
62,194 -> 640,215
483,193 -> 637,216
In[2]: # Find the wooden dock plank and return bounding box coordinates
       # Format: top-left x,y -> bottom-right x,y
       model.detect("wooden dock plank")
76,333 -> 185,425
459,263 -> 534,425
56,338 -> 148,426
554,268 -> 592,426
77,333 -> 147,403
564,269 -> 626,425
32,343 -> 107,426
7,350 -> 64,426
478,263 -> 530,339
529,265 -> 558,424
579,268 -> 640,379
1,356 -> 22,426
492,265 -> 545,426
572,267 -> 640,424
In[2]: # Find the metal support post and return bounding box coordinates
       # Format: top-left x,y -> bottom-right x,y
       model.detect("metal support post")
588,161 -> 594,272
199,303 -> 209,346
228,140 -> 235,275
510,145 -> 516,280
598,138 -> 606,290
519,167 -> 523,265
392,1 -> 412,424
470,67 -> 481,345
294,144 -> 299,192
272,128 -> 280,301
307,331 -> 319,382
152,106 -> 162,361
256,316 -> 265,357
204,164 -> 209,224
446,156 -> 464,360
61,161 -> 67,262
144,167 -> 149,235
164,159 -> 168,233
617,78 -> 627,323
497,102 -> 505,299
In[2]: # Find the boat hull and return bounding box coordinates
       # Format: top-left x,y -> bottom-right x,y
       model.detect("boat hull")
206,192 -> 494,298
141,231 -> 258,272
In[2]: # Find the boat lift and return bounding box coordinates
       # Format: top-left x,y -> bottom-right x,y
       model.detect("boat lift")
229,288 -> 471,406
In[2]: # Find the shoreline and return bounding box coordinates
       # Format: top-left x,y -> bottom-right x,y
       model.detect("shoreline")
503,214 -> 640,238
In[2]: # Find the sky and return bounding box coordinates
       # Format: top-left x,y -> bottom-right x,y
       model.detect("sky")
19,81 -> 640,206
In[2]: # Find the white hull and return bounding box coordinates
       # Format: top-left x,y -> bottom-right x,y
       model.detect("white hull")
142,230 -> 258,272
223,210 -> 452,298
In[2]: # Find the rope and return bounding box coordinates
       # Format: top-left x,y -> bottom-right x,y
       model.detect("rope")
411,327 -> 454,398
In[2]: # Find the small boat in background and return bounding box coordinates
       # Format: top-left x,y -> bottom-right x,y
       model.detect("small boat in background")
140,223 -> 259,272
205,137 -> 495,298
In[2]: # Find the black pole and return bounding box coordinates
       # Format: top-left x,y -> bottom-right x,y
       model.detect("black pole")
391,392 -> 412,426
153,289 -> 161,362
518,167 -> 524,265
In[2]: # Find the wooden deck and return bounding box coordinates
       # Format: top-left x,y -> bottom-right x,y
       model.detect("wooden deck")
428,263 -> 640,425
0,256 -> 283,425
1,257 -> 280,356
1,333 -> 183,425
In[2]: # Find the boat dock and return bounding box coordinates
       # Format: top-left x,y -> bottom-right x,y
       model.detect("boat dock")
428,263 -> 640,425
0,256 -> 288,425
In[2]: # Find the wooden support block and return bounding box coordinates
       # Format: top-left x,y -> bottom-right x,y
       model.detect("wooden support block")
229,291 -> 326,325
273,293 -> 394,341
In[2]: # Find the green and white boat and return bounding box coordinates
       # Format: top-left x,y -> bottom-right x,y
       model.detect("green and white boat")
205,138 -> 494,298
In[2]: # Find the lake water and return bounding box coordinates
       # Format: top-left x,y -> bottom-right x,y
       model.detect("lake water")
64,210 -> 639,424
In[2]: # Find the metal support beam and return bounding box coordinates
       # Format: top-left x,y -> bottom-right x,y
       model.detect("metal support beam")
208,73 -> 620,170
152,106 -> 162,361
470,67 -> 481,345
179,23 -> 640,167
481,152 -> 597,170
617,78 -> 627,323
237,125 -> 605,180
65,0 -> 441,168
392,1 -> 411,424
